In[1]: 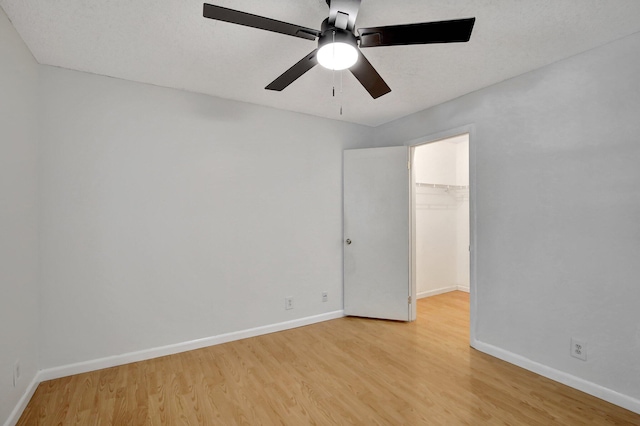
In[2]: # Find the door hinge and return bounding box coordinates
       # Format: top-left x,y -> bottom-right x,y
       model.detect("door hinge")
407,161 -> 411,170
408,296 -> 412,304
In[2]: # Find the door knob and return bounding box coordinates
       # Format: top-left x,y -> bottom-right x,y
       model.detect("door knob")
346,239 -> 352,245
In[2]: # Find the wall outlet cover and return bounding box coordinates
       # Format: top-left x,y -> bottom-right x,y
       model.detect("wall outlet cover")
571,338 -> 587,361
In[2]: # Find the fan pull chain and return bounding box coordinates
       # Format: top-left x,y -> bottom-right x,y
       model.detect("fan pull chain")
332,31 -> 336,97
332,72 -> 335,97
328,30 -> 343,116
340,69 -> 343,115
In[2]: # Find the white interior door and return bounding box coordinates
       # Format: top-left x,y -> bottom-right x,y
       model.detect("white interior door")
343,146 -> 412,321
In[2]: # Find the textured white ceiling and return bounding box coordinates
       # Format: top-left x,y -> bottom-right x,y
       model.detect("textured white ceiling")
2,0 -> 640,126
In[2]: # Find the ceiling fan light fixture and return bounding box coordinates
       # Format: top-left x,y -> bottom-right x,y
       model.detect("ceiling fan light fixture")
202,3 -> 475,99
317,41 -> 358,70
316,26 -> 359,71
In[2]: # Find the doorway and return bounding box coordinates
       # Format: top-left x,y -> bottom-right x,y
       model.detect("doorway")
411,133 -> 470,304
342,129 -> 475,330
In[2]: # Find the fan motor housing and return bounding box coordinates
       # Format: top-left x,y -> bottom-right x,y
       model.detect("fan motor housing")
318,22 -> 358,50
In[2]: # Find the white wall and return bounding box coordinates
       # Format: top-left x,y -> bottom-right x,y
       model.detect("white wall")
414,137 -> 469,298
37,66 -> 378,369
414,141 -> 458,184
376,32 -> 640,406
0,7 -> 40,424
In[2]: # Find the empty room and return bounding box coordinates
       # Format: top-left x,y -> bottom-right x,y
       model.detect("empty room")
2,1 -> 640,424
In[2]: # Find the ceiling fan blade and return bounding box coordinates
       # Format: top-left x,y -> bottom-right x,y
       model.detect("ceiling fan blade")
203,3 -> 320,40
328,0 -> 361,31
349,51 -> 391,99
266,50 -> 319,91
358,17 -> 475,48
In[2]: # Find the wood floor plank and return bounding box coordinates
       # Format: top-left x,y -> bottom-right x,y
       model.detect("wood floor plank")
17,291 -> 640,425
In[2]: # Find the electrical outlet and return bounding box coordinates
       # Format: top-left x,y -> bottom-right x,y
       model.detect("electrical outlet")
285,297 -> 294,310
322,291 -> 328,302
571,338 -> 587,361
13,360 -> 20,387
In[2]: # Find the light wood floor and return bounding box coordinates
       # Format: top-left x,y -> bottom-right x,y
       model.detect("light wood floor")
18,291 -> 640,425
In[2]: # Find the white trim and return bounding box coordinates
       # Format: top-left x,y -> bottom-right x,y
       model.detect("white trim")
416,286 -> 470,299
4,374 -> 39,426
38,310 -> 344,382
417,286 -> 458,299
403,125 -> 474,149
471,339 -> 640,415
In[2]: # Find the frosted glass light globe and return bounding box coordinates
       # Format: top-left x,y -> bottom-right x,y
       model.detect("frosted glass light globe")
317,42 -> 358,70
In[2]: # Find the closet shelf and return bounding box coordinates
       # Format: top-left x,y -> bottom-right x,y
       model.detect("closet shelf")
416,182 -> 468,190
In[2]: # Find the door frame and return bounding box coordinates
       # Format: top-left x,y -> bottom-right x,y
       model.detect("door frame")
405,124 -> 477,343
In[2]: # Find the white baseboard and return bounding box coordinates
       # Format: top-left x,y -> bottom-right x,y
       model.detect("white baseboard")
417,286 -> 458,299
457,285 -> 470,293
4,374 -> 39,426
39,310 -> 345,382
471,339 -> 640,415
5,310 -> 343,425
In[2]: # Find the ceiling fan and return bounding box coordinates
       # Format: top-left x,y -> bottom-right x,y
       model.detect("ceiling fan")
202,1 -> 475,99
